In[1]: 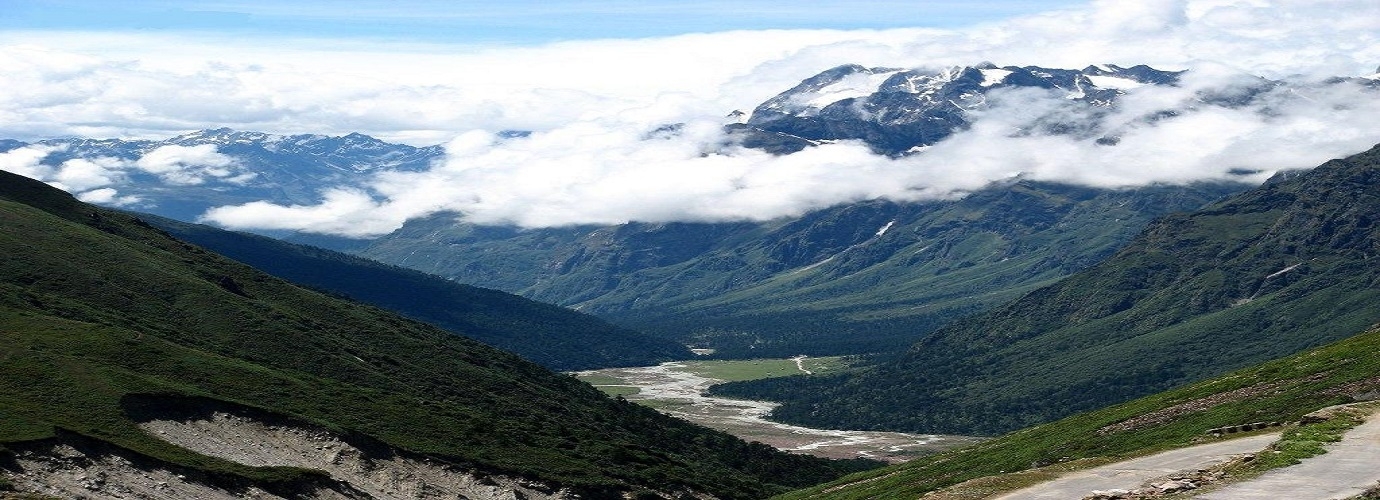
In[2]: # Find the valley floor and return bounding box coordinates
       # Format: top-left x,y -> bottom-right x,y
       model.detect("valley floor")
576,359 -> 983,462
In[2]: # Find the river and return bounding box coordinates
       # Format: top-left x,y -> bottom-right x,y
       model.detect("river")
576,360 -> 983,462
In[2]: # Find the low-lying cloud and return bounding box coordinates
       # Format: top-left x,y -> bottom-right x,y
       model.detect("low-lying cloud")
0,145 -> 137,204
136,145 -> 251,185
202,73 -> 1380,236
5,0 -> 1380,236
0,143 -> 250,206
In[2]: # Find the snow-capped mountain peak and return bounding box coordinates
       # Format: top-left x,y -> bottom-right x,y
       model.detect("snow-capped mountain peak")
738,63 -> 1185,155
792,67 -> 903,109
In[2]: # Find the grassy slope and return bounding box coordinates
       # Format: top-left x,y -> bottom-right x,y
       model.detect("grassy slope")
715,145 -> 1380,435
0,172 -> 875,499
141,215 -> 693,371
779,324 -> 1380,499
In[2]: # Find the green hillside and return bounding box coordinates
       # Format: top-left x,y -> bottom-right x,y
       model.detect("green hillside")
0,171 -> 875,498
778,323 -> 1380,499
714,144 -> 1380,435
142,215 -> 693,371
363,182 -> 1240,358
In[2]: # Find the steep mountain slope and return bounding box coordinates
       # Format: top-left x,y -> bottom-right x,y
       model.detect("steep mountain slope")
0,171 -> 874,499
779,323 -> 1380,499
714,144 -> 1380,436
363,181 -> 1242,357
142,215 -> 693,370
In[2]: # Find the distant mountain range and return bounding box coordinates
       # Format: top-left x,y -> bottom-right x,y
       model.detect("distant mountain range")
730,63 -> 1183,155
0,128 -> 443,224
4,63 -> 1375,358
713,143 -> 1380,435
728,62 -> 1378,156
360,62 -> 1278,356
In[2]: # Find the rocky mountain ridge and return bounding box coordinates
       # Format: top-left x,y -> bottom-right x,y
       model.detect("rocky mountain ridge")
734,63 -> 1183,155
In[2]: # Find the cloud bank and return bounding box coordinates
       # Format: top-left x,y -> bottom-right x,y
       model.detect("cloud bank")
0,143 -> 250,206
4,0 -> 1380,236
202,75 -> 1380,236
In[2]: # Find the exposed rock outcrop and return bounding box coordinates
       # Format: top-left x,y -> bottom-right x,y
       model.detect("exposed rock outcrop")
1,407 -> 580,500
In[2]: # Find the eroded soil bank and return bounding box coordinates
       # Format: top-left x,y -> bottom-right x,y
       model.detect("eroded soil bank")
3,405 -> 578,500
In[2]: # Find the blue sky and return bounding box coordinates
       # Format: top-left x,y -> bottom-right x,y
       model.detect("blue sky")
2,0 -> 1085,43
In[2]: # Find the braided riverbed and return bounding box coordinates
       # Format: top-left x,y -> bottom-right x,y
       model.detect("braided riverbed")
576,358 -> 983,462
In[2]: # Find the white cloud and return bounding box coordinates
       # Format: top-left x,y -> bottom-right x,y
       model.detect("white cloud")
0,146 -> 135,200
0,145 -> 57,180
0,142 -> 250,204
49,157 -> 129,193
135,144 -> 245,185
916,79 -> 1380,189
76,187 -> 142,206
0,29 -> 896,143
201,189 -> 399,237
5,0 -> 1380,235
202,71 -> 1380,236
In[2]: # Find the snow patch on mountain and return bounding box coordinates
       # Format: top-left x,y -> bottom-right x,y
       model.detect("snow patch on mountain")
1265,263 -> 1302,279
1086,74 -> 1146,89
875,220 -> 897,236
794,69 -> 902,109
980,68 -> 1013,87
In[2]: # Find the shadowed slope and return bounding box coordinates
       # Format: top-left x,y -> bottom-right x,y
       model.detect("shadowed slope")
143,215 -> 692,371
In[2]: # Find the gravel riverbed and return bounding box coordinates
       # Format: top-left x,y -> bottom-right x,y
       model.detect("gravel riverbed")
577,361 -> 983,462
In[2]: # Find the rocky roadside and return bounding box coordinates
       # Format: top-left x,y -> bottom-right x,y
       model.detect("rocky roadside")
1081,454 -> 1252,500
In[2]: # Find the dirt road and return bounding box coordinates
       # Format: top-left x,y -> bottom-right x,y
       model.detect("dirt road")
991,433 -> 1280,500
1196,408 -> 1380,499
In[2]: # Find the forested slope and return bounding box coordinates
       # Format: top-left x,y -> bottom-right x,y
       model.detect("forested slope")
715,144 -> 1380,435
145,215 -> 691,370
